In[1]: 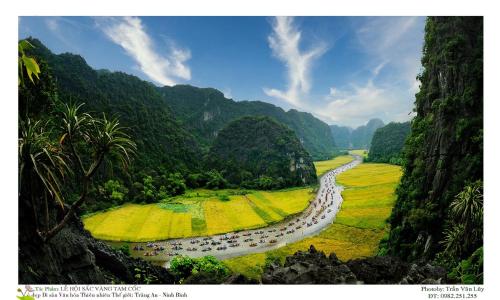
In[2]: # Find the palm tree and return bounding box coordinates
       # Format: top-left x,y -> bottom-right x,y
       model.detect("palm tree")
19,118 -> 71,234
41,103 -> 136,241
441,181 -> 483,257
19,103 -> 136,242
450,181 -> 483,232
18,40 -> 137,242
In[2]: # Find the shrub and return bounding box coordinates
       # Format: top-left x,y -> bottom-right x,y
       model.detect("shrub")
218,194 -> 230,201
114,244 -> 130,256
170,255 -> 196,280
264,254 -> 282,268
186,173 -> 207,188
170,255 -> 230,283
257,175 -> 275,190
192,256 -> 230,280
161,172 -> 187,196
449,247 -> 483,284
142,175 -> 157,203
205,170 -> 227,189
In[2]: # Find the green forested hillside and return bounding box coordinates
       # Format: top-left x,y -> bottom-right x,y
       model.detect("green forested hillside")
159,85 -> 336,160
25,38 -> 202,178
329,118 -> 384,149
206,116 -> 317,189
367,122 -> 411,164
387,17 -> 483,276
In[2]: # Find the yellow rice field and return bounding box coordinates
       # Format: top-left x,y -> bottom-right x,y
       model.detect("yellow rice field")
84,155 -> 355,242
349,149 -> 369,158
83,188 -> 315,242
313,155 -> 354,176
224,162 -> 402,280
203,196 -> 267,235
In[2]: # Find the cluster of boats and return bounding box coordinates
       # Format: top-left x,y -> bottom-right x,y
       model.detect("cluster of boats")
128,157 -> 362,260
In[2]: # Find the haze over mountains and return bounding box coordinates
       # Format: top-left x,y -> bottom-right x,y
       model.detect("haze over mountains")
330,118 -> 385,150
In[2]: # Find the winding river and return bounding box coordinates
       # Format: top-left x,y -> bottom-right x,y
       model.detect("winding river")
127,155 -> 362,267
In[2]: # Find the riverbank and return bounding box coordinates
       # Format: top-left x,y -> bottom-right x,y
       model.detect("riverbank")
224,161 -> 402,280
118,156 -> 363,267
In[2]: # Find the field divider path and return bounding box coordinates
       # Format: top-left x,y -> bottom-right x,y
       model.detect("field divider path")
131,155 -> 363,267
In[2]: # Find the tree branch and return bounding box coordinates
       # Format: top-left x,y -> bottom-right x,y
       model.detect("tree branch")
40,152 -> 104,242
40,177 -> 89,242
68,134 -> 86,175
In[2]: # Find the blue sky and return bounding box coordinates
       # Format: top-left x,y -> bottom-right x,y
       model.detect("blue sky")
19,16 -> 425,127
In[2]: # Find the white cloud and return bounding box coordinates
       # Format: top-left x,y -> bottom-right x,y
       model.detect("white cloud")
262,17 -> 423,128
372,60 -> 388,76
329,87 -> 338,96
222,88 -> 232,99
264,16 -> 326,107
97,17 -> 191,86
356,17 -> 424,90
43,17 -> 80,51
46,18 -> 58,31
312,73 -> 422,127
312,83 -> 417,128
309,17 -> 425,127
315,80 -> 406,127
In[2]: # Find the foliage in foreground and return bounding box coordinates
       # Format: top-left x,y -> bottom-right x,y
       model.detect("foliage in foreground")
170,255 -> 230,283
448,247 -> 483,284
441,181 -> 483,258
19,40 -> 136,242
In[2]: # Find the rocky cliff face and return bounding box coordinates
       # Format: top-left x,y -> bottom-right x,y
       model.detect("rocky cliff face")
262,246 -> 448,284
19,199 -> 174,284
387,17 -> 483,260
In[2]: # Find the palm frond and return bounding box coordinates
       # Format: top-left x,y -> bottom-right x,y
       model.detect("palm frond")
19,119 -> 70,208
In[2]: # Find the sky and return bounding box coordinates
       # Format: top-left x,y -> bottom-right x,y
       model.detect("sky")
18,16 -> 425,127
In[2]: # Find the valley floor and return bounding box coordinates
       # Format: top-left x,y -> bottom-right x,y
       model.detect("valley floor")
114,156 -> 362,267
83,156 -> 355,241
83,154 -> 401,281
223,161 -> 402,280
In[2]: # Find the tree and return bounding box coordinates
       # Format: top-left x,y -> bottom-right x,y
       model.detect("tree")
367,122 -> 411,164
19,119 -> 70,235
160,172 -> 186,196
100,179 -> 128,204
18,40 -> 41,86
141,175 -> 157,203
441,181 -> 483,257
19,102 -> 136,242
205,170 -> 227,190
170,255 -> 229,283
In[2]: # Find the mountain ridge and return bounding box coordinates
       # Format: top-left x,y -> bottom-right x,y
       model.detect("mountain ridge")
159,84 -> 337,160
329,118 -> 385,149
